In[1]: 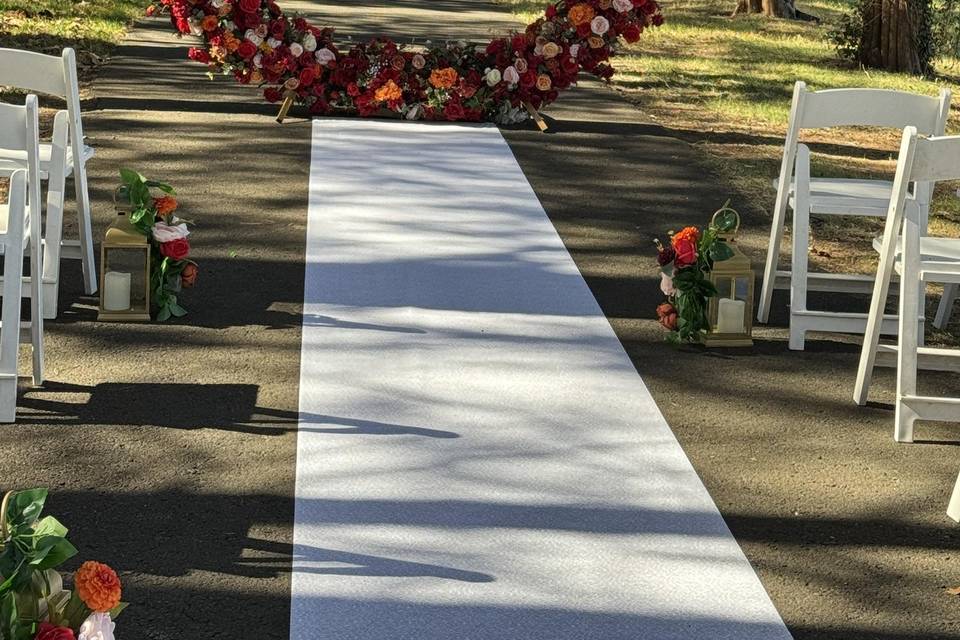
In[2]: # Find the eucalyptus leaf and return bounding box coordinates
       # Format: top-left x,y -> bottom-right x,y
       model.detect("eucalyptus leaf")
709,241 -> 735,262
714,210 -> 739,232
6,490 -> 46,528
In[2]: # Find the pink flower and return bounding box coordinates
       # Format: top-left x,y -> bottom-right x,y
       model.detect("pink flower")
152,221 -> 189,243
591,15 -> 610,35
613,0 -> 633,11
503,66 -> 520,84
660,272 -> 676,296
314,48 -> 335,64
411,54 -> 426,69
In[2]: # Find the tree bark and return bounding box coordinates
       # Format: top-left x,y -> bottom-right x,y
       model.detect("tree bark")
732,0 -> 818,21
857,0 -> 931,74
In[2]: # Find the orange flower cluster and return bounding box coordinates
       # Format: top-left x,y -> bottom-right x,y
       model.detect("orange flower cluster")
671,226 -> 700,245
428,67 -> 459,90
75,561 -> 122,613
201,14 -> 219,31
567,3 -> 596,26
374,80 -> 403,103
154,195 -> 178,216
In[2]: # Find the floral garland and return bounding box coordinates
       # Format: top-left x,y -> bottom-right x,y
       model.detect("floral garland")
654,207 -> 738,344
0,489 -> 126,640
117,170 -> 198,322
149,0 -> 663,122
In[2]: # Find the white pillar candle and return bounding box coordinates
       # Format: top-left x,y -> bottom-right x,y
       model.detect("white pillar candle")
717,298 -> 745,334
103,271 -> 132,311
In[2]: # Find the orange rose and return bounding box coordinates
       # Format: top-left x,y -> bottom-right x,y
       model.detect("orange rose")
656,302 -> 678,331
567,3 -> 595,26
588,35 -> 605,49
75,561 -> 122,613
201,14 -> 219,31
374,79 -> 403,103
181,263 -> 198,288
153,195 -> 178,216
429,67 -> 458,90
536,74 -> 552,91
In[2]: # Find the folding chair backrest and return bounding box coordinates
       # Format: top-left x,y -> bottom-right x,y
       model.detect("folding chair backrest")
0,95 -> 41,209
911,134 -> 960,183
0,48 -> 85,149
798,86 -> 949,134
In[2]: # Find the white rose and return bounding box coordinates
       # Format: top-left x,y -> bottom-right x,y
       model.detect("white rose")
253,53 -> 263,68
210,0 -> 223,7
267,37 -> 282,49
79,613 -> 116,640
315,48 -> 336,64
613,0 -> 633,11
569,44 -> 580,57
485,68 -> 502,87
152,222 -> 190,244
289,42 -> 304,57
302,32 -> 317,52
591,15 -> 610,36
245,30 -> 263,46
503,66 -> 520,84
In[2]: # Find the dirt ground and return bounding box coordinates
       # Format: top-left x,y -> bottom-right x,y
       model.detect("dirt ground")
0,1 -> 957,639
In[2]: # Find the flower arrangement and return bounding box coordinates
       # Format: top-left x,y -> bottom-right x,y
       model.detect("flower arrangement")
149,0 -> 663,123
117,169 -> 198,322
654,204 -> 739,344
0,489 -> 125,640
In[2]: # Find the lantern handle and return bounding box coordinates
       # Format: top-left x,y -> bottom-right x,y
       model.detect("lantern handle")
710,200 -> 741,237
0,489 -> 14,545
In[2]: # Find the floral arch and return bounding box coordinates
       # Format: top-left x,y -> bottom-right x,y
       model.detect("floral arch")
153,0 -> 663,123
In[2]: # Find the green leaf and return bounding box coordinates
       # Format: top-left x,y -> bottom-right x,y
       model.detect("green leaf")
6,490 -> 46,528
156,306 -> 172,322
169,303 -> 188,318
709,241 -> 735,262
108,602 -> 128,619
31,537 -> 76,570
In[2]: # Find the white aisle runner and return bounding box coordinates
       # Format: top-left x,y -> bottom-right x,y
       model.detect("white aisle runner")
293,119 -> 792,640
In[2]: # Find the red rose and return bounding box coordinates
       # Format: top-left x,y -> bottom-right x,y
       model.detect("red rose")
160,238 -> 191,260
35,623 -> 75,640
238,0 -> 259,13
671,227 -> 699,268
270,19 -> 286,38
622,23 -> 642,43
511,34 -> 527,52
299,67 -> 316,87
346,82 -> 360,97
264,87 -> 282,102
656,302 -> 678,331
444,100 -> 465,120
187,47 -> 210,64
237,40 -> 257,59
545,4 -> 557,17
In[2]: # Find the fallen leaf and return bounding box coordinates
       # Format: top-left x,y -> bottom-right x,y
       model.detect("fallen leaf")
944,586 -> 960,596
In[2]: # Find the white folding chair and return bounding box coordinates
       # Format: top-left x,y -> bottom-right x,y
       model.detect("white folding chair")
0,170 -> 27,422
0,47 -> 97,299
0,96 -> 46,385
757,81 -> 953,350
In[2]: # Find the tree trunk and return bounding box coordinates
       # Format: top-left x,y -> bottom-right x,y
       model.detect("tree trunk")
732,0 -> 817,21
858,0 -> 932,75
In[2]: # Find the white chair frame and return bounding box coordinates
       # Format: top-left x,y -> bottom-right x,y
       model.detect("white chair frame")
757,81 -> 953,349
0,47 -> 98,300
850,128 -> 960,521
0,96 -> 46,385
0,170 -> 27,422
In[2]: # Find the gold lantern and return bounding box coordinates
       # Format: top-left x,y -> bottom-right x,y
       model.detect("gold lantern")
704,207 -> 754,347
98,209 -> 151,322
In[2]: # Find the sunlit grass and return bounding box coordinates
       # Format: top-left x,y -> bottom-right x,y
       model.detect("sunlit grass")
497,0 -> 960,265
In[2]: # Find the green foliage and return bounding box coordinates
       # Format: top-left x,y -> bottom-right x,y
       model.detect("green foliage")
830,0 -> 937,74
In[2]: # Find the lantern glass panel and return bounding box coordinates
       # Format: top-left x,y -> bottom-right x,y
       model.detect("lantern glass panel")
715,276 -> 732,300
734,276 -> 750,302
103,248 -> 148,312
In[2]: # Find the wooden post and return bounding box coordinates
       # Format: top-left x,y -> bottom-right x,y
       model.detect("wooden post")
275,91 -> 295,124
523,101 -> 548,133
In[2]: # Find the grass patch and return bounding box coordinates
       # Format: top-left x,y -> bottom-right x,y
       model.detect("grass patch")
0,0 -> 144,74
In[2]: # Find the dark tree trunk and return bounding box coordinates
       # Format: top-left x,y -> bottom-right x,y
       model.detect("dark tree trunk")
731,0 -> 819,21
858,0 -> 932,75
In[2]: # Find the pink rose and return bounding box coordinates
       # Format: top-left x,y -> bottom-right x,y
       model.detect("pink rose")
152,221 -> 189,244
591,15 -> 610,35
613,0 -> 633,11
659,272 -> 675,296
503,66 -> 520,84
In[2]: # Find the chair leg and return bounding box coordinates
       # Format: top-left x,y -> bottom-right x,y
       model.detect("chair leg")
0,172 -> 27,422
73,160 -> 98,295
788,147 -> 811,351
948,469 -> 960,522
758,202 -> 788,325
895,217 -> 921,443
934,282 -> 957,330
